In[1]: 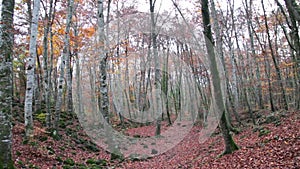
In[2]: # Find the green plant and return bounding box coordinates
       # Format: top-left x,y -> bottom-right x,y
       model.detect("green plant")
258,128 -> 271,137
36,112 -> 46,122
64,158 -> 75,166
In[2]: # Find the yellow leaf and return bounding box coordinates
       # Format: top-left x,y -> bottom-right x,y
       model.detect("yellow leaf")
37,46 -> 43,56
58,28 -> 65,35
84,27 -> 96,37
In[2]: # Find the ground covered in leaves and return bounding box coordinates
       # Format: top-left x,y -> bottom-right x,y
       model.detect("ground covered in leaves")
12,108 -> 300,169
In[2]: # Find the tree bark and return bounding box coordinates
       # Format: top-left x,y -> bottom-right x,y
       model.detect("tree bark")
262,0 -> 289,111
284,0 -> 300,109
66,0 -> 74,115
24,0 -> 41,138
43,0 -> 55,128
0,0 -> 15,167
54,0 -> 74,130
97,0 -> 109,123
148,0 -> 162,136
201,0 -> 238,155
244,0 -> 264,109
285,0 -> 300,23
230,0 -> 255,124
211,0 -> 241,126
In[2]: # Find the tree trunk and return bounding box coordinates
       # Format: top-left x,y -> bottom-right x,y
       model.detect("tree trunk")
148,0 -> 162,136
201,0 -> 238,155
244,0 -> 264,110
43,0 -> 54,128
0,0 -> 15,167
230,0 -> 255,125
73,11 -> 83,119
24,0 -> 41,138
210,0 -> 241,126
285,0 -> 300,23
251,16 -> 276,112
42,12 -> 50,127
66,0 -> 74,115
97,0 -> 109,123
47,24 -> 55,127
262,0 -> 289,110
54,0 -> 74,130
284,0 -> 300,109
34,55 -> 42,113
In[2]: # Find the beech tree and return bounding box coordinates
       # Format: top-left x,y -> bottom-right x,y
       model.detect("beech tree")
244,0 -> 264,110
54,0 -> 74,130
201,0 -> 239,155
5,0 -> 300,165
283,0 -> 300,109
261,0 -> 288,110
0,0 -> 15,167
148,0 -> 162,136
97,0 -> 109,123
42,0 -> 56,128
24,0 -> 41,138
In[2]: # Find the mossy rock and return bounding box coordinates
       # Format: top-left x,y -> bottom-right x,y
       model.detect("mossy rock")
29,141 -> 38,146
265,114 -> 279,124
16,151 -> 22,156
258,127 -> 271,137
74,138 -> 83,144
85,144 -> 100,152
64,158 -> 75,166
76,163 -> 88,169
151,149 -> 158,154
50,130 -> 61,140
59,121 -> 67,129
28,163 -> 39,169
110,153 -> 124,161
38,135 -> 48,142
56,156 -> 63,163
89,165 -> 104,169
46,146 -> 55,155
133,134 -> 141,138
22,139 -> 29,145
128,154 -> 149,161
86,158 -> 107,166
62,165 -> 73,169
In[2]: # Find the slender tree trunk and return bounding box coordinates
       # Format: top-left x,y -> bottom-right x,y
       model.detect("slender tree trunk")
164,41 -> 171,125
284,0 -> 300,109
35,55 -> 42,113
97,0 -> 109,123
285,0 -> 300,23
47,0 -> 57,127
262,0 -> 289,110
227,1 -> 240,116
275,0 -> 300,109
201,0 -> 238,155
43,17 -> 50,127
149,0 -> 162,136
26,0 -> 32,30
251,18 -> 276,112
210,0 -> 241,126
43,0 -> 54,128
66,0 -> 74,114
0,0 -> 15,167
48,25 -> 55,126
24,0 -> 41,138
231,3 -> 255,124
244,0 -> 264,109
73,7 -> 83,119
54,0 -> 74,130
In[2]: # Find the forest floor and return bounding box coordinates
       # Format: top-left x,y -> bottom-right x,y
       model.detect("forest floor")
11,105 -> 300,169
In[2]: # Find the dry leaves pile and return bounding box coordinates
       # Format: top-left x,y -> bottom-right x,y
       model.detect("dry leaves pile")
12,111 -> 300,168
